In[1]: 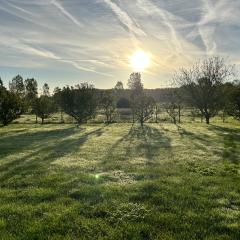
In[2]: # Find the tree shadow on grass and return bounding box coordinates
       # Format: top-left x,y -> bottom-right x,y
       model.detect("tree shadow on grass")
101,124 -> 172,168
208,125 -> 240,164
0,126 -> 105,184
0,127 -> 77,158
176,124 -> 212,153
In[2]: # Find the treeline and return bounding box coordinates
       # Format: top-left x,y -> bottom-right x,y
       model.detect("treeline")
0,57 -> 240,126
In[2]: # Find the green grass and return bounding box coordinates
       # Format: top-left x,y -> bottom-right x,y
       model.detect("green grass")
0,122 -> 240,239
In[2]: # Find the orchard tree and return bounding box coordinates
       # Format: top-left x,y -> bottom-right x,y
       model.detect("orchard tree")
128,72 -> 154,126
25,78 -> 38,101
175,57 -> 234,124
114,81 -> 124,90
42,83 -> 50,96
100,91 -> 116,124
33,95 -> 55,124
135,95 -> 155,127
53,87 -> 64,123
0,87 -> 23,126
60,83 -> 97,125
163,89 -> 182,124
114,81 -> 124,100
224,81 -> 240,120
9,75 -> 25,97
128,72 -> 144,123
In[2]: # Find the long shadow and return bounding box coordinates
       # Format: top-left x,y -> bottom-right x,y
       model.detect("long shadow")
0,126 -> 105,184
176,124 -> 212,152
208,125 -> 240,164
0,126 -> 77,159
102,124 -> 172,167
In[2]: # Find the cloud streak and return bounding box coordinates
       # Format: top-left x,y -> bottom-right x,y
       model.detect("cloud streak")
0,0 -> 239,88
51,0 -> 83,27
102,0 -> 146,36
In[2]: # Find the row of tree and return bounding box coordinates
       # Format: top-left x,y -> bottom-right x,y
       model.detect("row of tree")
0,57 -> 240,126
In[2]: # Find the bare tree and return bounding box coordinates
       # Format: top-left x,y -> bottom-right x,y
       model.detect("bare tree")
174,57 -> 234,124
100,91 -> 116,124
135,95 -> 155,127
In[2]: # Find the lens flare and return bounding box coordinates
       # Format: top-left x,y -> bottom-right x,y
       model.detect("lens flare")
130,50 -> 151,72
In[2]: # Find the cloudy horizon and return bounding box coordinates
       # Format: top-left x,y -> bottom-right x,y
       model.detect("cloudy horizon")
0,0 -> 240,89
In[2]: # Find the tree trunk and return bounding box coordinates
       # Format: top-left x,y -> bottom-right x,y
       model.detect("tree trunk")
178,105 -> 181,124
35,115 -> 38,124
205,115 -> 210,124
155,106 -> 158,123
60,110 -> 64,123
173,117 -> 176,125
3,119 -> 8,126
41,117 -> 44,124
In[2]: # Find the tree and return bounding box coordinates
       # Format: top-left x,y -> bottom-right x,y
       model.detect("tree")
164,102 -> 179,124
25,78 -> 38,101
53,87 -> 64,123
0,77 -> 3,87
175,57 -> 234,124
128,72 -> 144,123
9,75 -> 25,97
114,81 -> 124,90
154,102 -> 161,123
33,95 -> 55,124
128,73 -> 154,126
114,81 -> 124,101
135,95 -> 155,127
42,83 -> 50,96
60,83 -> 97,125
224,81 -> 240,120
100,91 -> 116,124
0,87 -> 23,126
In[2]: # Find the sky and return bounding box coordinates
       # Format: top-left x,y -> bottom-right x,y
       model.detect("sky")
0,0 -> 240,89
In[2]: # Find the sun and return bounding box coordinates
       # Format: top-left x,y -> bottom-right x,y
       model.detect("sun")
130,50 -> 151,72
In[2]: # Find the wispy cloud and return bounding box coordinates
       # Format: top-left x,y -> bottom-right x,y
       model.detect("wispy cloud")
137,0 -> 182,53
51,0 -> 83,27
0,0 -> 239,88
102,0 -> 146,36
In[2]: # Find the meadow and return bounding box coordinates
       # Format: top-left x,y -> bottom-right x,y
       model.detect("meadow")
0,120 -> 240,239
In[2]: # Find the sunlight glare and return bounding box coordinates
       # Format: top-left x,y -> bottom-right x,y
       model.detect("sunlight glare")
130,50 -> 151,72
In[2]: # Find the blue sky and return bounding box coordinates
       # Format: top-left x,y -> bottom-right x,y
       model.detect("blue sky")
0,0 -> 240,89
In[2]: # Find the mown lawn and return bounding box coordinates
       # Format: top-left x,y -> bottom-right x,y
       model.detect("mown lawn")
0,123 -> 239,239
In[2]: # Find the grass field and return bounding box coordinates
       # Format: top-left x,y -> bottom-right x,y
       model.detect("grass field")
0,122 -> 240,239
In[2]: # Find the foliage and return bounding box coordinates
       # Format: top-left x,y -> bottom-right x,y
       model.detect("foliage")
24,78 -> 38,101
24,78 -> 38,112
100,91 -> 116,123
33,95 -> 55,124
9,75 -> 25,97
224,81 -> 240,120
0,87 -> 23,126
42,83 -> 50,96
114,81 -> 124,90
175,57 -> 235,124
128,72 -> 155,126
60,83 -> 97,124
